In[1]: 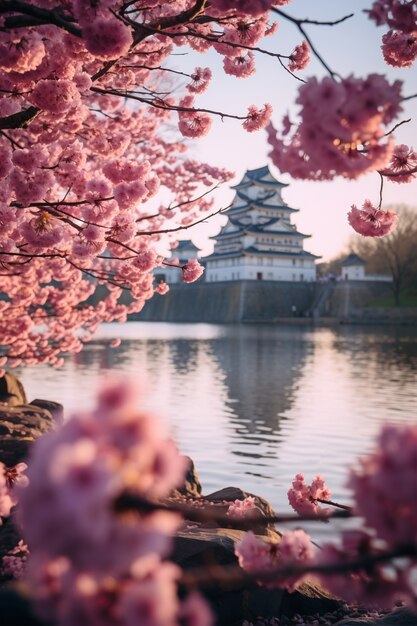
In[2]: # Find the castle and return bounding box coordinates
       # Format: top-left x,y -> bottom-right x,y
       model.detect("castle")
204,165 -> 319,282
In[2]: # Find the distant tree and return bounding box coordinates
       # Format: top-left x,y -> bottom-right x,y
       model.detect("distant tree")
351,205 -> 417,305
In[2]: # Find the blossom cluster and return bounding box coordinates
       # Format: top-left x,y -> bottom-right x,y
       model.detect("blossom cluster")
1,540 -> 29,580
287,473 -> 332,517
0,462 -> 27,521
268,74 -> 403,181
17,378 -> 213,626
235,529 -> 314,591
227,496 -> 257,519
348,202 -> 398,237
368,1 -> 417,67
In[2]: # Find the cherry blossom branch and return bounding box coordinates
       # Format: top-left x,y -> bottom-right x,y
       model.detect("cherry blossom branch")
181,543 -> 417,589
91,0 -> 207,81
273,9 -> 349,79
90,86 -> 249,121
136,204 -> 230,235
0,106 -> 40,130
113,491 -> 352,526
0,130 -> 24,149
384,118 -> 411,137
135,184 -> 219,223
314,497 -> 352,512
402,92 -> 417,102
0,1 -> 81,36
379,165 -> 417,177
67,260 -> 131,290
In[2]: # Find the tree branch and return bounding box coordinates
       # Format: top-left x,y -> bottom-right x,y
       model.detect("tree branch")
0,106 -> 40,130
0,1 -> 82,36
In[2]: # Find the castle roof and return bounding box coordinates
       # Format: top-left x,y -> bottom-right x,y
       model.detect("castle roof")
204,248 -> 320,261
232,165 -> 289,190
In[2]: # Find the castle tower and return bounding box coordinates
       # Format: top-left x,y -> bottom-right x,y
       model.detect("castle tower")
204,166 -> 319,282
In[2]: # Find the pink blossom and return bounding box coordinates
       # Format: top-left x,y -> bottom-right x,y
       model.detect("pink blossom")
243,103 -> 273,132
133,250 -> 157,272
382,144 -> 417,182
119,562 -> 180,626
180,592 -> 213,626
268,74 -> 403,180
0,463 -> 14,520
18,379 -> 187,574
0,145 -> 12,179
348,201 -> 398,237
223,52 -> 256,77
235,529 -> 314,591
114,180 -> 148,209
109,338 -> 121,348
0,31 -> 46,73
80,224 -> 105,243
288,41 -> 310,72
235,531 -> 277,575
155,281 -> 170,295
210,0 -> 288,17
83,17 -> 133,60
227,496 -> 257,518
29,79 -> 80,114
178,97 -> 212,138
382,30 -> 417,67
182,258 -> 204,283
1,541 -> 29,579
288,473 -> 332,517
278,529 -> 315,591
349,423 -> 417,547
187,67 -> 212,94
20,213 -> 68,249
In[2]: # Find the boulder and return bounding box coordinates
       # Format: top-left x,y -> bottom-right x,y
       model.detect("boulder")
204,486 -> 279,537
29,399 -> 64,426
173,526 -> 341,626
171,480 -> 341,625
0,373 -> 27,406
174,456 -> 203,498
0,402 -> 63,467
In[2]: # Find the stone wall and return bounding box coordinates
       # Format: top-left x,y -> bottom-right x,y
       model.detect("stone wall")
327,281 -> 393,318
129,279 -> 417,324
132,280 -> 317,323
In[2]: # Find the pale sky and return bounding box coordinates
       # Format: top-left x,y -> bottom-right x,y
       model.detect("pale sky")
169,0 -> 417,262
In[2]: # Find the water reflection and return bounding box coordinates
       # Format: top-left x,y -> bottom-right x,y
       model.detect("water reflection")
16,322 -> 417,536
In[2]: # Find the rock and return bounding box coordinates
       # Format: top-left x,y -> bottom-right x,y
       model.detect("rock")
175,456 -> 203,498
204,486 -> 279,538
29,399 -> 64,426
0,404 -> 57,466
335,607 -> 417,625
0,373 -> 27,406
173,526 -> 341,626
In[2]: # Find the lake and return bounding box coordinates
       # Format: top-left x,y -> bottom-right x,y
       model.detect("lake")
16,322 -> 417,540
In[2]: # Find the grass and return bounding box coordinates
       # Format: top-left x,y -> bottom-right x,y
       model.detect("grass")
366,288 -> 417,308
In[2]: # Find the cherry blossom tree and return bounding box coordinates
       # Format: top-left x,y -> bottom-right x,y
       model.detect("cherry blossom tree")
0,0 -> 416,372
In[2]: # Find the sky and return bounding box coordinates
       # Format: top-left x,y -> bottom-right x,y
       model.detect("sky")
167,0 -> 417,262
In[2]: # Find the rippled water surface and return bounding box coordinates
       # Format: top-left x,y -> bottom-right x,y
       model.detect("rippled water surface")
17,323 -> 417,538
